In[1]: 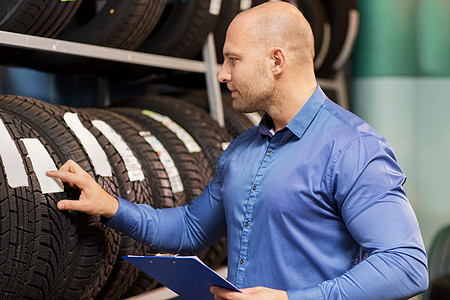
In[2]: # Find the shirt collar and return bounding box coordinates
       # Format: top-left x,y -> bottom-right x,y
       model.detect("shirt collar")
257,85 -> 327,139
257,113 -> 276,137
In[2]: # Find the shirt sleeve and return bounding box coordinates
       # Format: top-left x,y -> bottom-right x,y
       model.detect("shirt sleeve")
105,161 -> 227,254
286,135 -> 428,300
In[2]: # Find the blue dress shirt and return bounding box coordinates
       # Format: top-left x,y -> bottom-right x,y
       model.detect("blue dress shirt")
106,86 -> 428,299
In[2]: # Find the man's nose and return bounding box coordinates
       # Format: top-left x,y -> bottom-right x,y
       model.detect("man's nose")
217,64 -> 230,83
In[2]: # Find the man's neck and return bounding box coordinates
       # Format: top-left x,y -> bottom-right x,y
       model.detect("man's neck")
268,82 -> 317,132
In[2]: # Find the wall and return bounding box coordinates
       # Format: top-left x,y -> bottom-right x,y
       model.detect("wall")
352,0 -> 450,248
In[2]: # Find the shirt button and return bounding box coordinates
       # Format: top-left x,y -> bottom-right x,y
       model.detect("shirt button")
268,152 -> 273,157
240,259 -> 244,264
245,221 -> 249,226
252,185 -> 256,190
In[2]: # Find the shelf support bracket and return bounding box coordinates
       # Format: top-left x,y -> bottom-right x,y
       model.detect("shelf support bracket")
202,33 -> 225,127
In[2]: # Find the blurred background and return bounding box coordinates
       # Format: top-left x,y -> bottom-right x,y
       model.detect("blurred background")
351,0 -> 450,250
1,0 -> 449,298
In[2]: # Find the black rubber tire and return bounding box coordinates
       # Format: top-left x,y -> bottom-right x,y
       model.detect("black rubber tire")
422,225 -> 450,300
75,107 -> 203,299
86,108 -> 186,298
103,0 -> 220,80
59,0 -> 166,49
0,96 -> 122,300
0,115 -> 40,299
72,107 -> 179,300
315,0 -> 359,77
0,109 -> 80,299
138,0 -> 219,59
251,0 -> 266,7
60,106 -> 148,300
31,0 -> 80,37
0,0 -> 82,64
295,0 -> 328,70
17,0 -> 167,74
82,108 -> 177,209
109,107 -> 213,204
213,0 -> 240,64
113,95 -> 233,173
0,0 -> 80,35
76,108 -> 160,206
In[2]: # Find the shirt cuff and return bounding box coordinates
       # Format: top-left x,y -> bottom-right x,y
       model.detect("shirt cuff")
104,196 -> 143,235
286,285 -> 323,300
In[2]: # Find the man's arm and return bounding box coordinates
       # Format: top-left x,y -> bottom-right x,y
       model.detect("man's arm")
47,159 -> 227,254
286,136 -> 429,299
104,177 -> 227,254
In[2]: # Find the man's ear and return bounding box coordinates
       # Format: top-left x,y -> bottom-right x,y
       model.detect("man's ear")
271,47 -> 287,76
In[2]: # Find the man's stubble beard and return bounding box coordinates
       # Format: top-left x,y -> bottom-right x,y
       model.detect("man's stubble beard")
231,65 -> 279,114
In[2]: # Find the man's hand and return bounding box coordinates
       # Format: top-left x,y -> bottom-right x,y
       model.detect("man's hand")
46,160 -> 119,218
210,286 -> 288,300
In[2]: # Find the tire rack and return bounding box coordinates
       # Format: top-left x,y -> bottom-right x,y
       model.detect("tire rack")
0,30 -> 350,123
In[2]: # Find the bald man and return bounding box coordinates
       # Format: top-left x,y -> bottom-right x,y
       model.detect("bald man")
47,2 -> 428,299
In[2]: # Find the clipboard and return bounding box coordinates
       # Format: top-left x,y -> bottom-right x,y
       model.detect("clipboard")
123,255 -> 241,300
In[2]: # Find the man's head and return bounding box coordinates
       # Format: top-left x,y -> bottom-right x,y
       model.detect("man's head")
217,1 -> 315,113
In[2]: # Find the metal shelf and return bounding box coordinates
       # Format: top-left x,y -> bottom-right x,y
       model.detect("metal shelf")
0,29 -> 349,126
0,30 -> 212,73
0,30 -> 225,126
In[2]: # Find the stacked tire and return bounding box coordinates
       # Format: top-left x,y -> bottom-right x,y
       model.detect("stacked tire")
0,0 -> 82,63
0,94 -> 240,299
422,225 -> 450,300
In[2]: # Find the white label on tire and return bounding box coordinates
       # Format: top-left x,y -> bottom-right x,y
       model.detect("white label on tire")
141,110 -> 201,153
210,0 -> 222,15
64,113 -> 112,177
92,120 -> 145,182
21,138 -> 64,194
0,119 -> 28,188
240,0 -> 252,10
140,131 -> 184,194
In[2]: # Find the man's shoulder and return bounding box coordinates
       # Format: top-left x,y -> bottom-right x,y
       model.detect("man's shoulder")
320,98 -> 385,142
